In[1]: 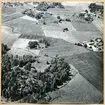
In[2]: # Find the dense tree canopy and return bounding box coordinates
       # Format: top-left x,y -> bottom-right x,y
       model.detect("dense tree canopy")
2,43 -> 71,103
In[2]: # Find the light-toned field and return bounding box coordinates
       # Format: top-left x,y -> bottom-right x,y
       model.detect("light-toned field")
32,56 -> 52,72
21,15 -> 38,22
42,25 -> 78,43
58,21 -> 76,31
2,26 -> 20,47
8,38 -> 40,56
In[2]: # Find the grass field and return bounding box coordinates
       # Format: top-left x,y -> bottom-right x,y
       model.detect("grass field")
2,12 -> 24,23
59,21 -> 76,31
71,21 -> 100,31
65,51 -> 103,93
72,31 -> 103,42
8,47 -> 38,56
2,26 -> 20,47
4,18 -> 44,36
48,7 -> 75,19
32,56 -> 52,72
2,4 -> 36,15
42,24 -> 78,43
93,19 -> 104,33
50,73 -> 102,103
39,42 -> 89,57
8,38 -> 40,56
2,6 -> 16,15
39,14 -> 57,25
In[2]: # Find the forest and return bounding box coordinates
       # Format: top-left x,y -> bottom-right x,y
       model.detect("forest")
2,44 -> 72,103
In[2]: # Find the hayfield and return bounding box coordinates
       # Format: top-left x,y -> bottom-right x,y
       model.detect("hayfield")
65,51 -> 103,93
4,18 -> 44,36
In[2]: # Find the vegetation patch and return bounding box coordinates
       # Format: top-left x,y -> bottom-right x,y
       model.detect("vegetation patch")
2,45 -> 73,103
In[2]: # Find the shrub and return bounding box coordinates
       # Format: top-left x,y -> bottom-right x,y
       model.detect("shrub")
35,13 -> 43,19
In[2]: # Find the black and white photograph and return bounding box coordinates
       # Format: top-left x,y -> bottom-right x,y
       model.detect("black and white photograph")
1,1 -> 104,104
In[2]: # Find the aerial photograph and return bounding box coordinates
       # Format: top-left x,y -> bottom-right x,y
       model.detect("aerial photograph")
1,1 -> 104,104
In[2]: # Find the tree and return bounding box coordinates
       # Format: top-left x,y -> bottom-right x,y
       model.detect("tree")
57,16 -> 60,19
28,41 -> 39,49
35,13 -> 43,19
2,44 -> 10,55
24,62 -> 31,71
